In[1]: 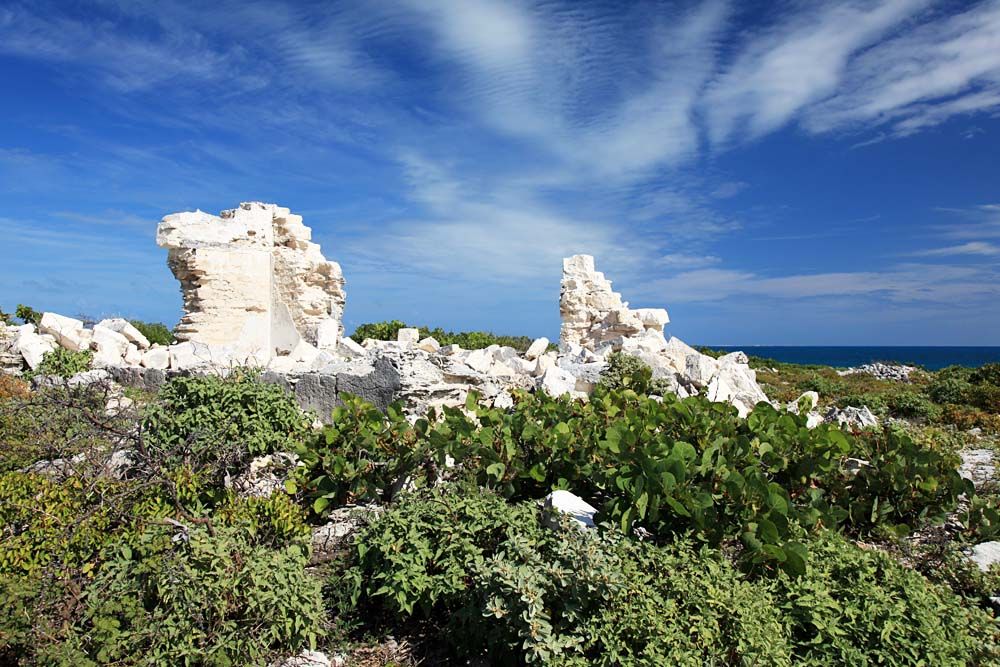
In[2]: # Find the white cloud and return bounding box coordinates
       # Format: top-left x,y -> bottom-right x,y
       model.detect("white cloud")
805,1 -> 1000,135
911,241 -> 1000,257
704,0 -> 926,145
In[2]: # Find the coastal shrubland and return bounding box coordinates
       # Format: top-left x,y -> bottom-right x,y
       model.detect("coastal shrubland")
2,358 -> 1000,665
350,319 -> 542,352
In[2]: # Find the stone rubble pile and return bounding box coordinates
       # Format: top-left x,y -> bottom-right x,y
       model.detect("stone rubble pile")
837,362 -> 918,382
2,203 -> 781,421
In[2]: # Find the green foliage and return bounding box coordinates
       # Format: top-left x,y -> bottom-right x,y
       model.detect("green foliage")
15,303 -> 41,326
350,319 -> 538,352
774,531 -> 1000,666
128,319 -> 176,346
350,319 -> 409,343
26,347 -> 93,380
341,488 -> 997,665
838,425 -> 970,534
596,351 -> 674,396
0,472 -> 114,578
342,488 -> 791,665
144,372 -> 313,466
0,306 -> 12,325
300,386 -> 968,571
52,522 -> 323,666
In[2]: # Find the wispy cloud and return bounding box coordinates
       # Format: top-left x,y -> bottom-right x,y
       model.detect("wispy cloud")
911,241 -> 1000,257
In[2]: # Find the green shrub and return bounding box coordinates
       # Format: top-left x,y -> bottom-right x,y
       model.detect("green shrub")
971,363 -> 1000,388
885,390 -> 943,421
342,487 -> 791,665
128,320 -> 175,346
927,375 -> 973,405
144,372 -> 313,466
350,320 -> 538,352
15,304 -> 41,326
846,425 -> 970,534
597,351 -> 674,396
350,320 -> 409,344
774,531 -> 1000,665
26,347 -> 93,379
52,522 -> 323,666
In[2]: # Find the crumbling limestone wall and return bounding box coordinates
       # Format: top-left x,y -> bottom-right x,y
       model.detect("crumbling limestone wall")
157,202 -> 344,357
559,254 -> 668,351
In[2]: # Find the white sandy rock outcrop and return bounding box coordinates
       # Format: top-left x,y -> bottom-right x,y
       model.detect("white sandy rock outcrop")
157,202 -> 345,361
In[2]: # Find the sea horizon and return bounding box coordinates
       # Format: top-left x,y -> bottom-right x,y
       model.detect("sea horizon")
705,345 -> 1000,370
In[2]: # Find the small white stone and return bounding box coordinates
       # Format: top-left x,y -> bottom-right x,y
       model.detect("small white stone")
141,347 -> 170,370
396,328 -> 420,346
97,318 -> 151,349
416,336 -> 440,353
524,337 -> 549,360
971,542 -> 1000,572
544,490 -> 597,530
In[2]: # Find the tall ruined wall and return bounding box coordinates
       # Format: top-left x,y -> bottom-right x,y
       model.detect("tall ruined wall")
157,202 -> 345,357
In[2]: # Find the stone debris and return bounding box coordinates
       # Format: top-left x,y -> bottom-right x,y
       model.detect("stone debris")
310,505 -> 384,565
157,202 -> 345,358
837,363 -> 918,382
5,214 -> 776,424
823,405 -> 880,430
271,650 -> 334,667
230,453 -> 301,498
970,541 -> 1000,573
544,490 -> 598,530
960,449 -> 995,488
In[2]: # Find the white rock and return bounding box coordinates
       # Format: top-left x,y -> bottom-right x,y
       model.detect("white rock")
525,337 -> 549,360
971,542 -> 1000,572
310,505 -> 384,565
16,331 -> 56,370
39,312 -> 88,351
97,318 -> 150,349
416,336 -> 440,353
788,391 -> 820,414
141,347 -> 170,370
439,343 -> 462,356
684,353 -> 719,388
544,490 -> 597,530
824,406 -> 879,430
231,453 -> 300,498
123,343 -> 143,366
539,366 -> 577,397
92,325 -> 129,358
337,335 -> 366,359
464,348 -> 494,374
632,308 -> 670,330
397,328 -> 420,346
271,650 -> 332,667
315,318 -> 341,350
534,352 -> 556,377
168,341 -> 213,371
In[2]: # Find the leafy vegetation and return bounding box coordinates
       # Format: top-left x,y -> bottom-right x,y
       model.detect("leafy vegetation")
2,353 -> 999,665
14,304 -> 41,326
25,347 -> 93,380
128,319 -> 176,346
350,319 -> 540,352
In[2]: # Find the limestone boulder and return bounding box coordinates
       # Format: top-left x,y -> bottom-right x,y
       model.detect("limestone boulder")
397,328 -> 420,346
141,347 -> 170,370
16,330 -> 56,370
97,318 -> 150,349
416,336 -> 440,353
91,325 -> 130,367
543,490 -> 597,530
39,312 -> 89,351
525,337 -> 549,360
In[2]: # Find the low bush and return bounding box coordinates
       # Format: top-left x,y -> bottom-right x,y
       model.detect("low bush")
26,347 -> 93,380
144,372 -> 313,466
595,351 -> 674,396
15,303 -> 41,326
350,320 -> 537,352
339,487 -> 998,665
128,319 -> 175,346
50,522 -> 323,666
773,531 -> 1000,665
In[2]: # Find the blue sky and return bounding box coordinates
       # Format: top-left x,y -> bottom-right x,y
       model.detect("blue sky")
1,0 -> 999,345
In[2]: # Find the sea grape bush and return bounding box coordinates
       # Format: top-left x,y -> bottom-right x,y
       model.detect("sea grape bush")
25,347 -> 93,380
298,382 -> 971,572
128,319 -> 175,346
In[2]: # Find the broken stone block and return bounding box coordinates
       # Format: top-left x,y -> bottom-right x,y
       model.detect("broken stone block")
157,202 -> 345,360
141,347 -> 170,370
439,344 -> 462,356
416,336 -> 440,353
544,490 -> 597,530
39,312 -> 88,351
123,343 -> 143,366
97,318 -> 151,349
397,328 -> 420,346
524,337 -> 549,360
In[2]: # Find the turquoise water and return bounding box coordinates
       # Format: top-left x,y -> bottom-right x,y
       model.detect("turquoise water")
710,347 -> 1000,371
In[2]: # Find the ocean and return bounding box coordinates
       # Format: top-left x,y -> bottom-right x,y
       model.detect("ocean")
710,347 -> 1000,371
